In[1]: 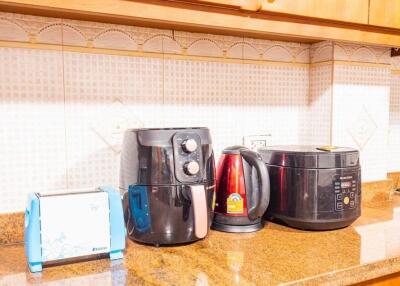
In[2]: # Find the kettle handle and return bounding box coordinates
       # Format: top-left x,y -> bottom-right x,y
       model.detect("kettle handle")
189,185 -> 208,239
240,149 -> 270,220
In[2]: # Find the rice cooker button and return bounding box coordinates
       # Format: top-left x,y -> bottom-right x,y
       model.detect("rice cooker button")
343,196 -> 350,205
336,202 -> 343,210
336,193 -> 343,200
350,200 -> 355,208
350,192 -> 355,199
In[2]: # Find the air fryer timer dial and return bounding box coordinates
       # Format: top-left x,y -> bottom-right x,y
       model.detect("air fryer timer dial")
182,139 -> 198,153
172,132 -> 203,183
184,161 -> 200,175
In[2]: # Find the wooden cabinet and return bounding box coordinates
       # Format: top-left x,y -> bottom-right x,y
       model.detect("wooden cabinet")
0,0 -> 399,46
369,0 -> 400,29
196,0 -> 262,11
260,0 -> 369,24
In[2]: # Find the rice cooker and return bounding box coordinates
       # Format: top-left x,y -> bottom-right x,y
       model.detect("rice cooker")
259,145 -> 361,230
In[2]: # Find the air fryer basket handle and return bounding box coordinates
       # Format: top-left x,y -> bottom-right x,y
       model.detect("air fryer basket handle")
241,149 -> 270,220
189,185 -> 208,239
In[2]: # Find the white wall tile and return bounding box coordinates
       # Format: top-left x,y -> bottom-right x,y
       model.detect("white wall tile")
332,65 -> 391,181
0,48 -> 67,213
306,64 -> 332,145
388,74 -> 400,172
163,59 -> 242,157
63,52 -> 163,189
242,64 -> 309,145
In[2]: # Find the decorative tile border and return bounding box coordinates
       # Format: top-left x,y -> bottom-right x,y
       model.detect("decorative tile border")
0,12 -> 398,70
310,41 -> 333,63
334,42 -> 392,65
0,11 -> 310,64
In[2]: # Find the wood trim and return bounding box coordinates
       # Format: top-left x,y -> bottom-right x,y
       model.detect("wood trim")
353,271 -> 400,286
333,60 -> 391,68
0,0 -> 399,46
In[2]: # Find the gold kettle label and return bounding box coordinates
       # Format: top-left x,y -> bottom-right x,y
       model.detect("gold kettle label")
227,193 -> 244,214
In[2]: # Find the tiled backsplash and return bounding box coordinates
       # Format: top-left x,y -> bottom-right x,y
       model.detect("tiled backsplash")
389,72 -> 400,172
0,12 -> 399,213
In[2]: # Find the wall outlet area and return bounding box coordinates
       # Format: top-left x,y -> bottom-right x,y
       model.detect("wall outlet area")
243,135 -> 272,151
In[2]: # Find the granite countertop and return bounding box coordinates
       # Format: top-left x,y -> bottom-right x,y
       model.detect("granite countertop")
1,196 -> 400,286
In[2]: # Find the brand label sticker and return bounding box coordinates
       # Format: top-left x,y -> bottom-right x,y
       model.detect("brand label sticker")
227,193 -> 244,214
212,190 -> 216,211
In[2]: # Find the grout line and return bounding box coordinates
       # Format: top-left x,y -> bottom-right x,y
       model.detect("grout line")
329,42 -> 334,146
60,21 -> 69,190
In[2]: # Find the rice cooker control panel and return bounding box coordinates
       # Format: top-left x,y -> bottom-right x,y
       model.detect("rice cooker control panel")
333,175 -> 357,212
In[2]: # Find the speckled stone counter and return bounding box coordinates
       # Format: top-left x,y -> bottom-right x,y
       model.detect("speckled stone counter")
1,196 -> 400,286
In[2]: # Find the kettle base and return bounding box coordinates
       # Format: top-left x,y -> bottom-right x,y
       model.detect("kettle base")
211,221 -> 264,233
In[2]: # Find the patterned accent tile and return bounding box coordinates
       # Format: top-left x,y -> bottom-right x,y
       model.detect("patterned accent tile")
226,42 -> 260,60
0,18 -> 29,42
36,21 -> 63,45
262,45 -> 293,62
93,29 -> 137,51
310,41 -> 333,63
332,64 -> 391,181
61,24 -> 87,47
295,48 -> 310,64
334,42 -> 391,64
348,107 -> 378,150
142,35 -> 181,54
186,39 -> 224,57
91,99 -> 144,153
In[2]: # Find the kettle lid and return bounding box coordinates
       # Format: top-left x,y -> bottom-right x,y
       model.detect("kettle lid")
222,146 -> 249,155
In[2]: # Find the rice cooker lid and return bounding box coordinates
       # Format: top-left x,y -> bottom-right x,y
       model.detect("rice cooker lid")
258,145 -> 360,169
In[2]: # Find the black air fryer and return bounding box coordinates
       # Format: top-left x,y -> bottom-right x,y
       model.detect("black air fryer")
120,127 -> 215,245
259,146 -> 361,230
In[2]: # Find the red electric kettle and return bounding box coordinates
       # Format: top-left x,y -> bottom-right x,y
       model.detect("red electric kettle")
212,146 -> 270,232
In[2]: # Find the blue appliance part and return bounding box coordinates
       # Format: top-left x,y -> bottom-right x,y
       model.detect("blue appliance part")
24,193 -> 42,272
99,186 -> 126,260
128,185 -> 151,233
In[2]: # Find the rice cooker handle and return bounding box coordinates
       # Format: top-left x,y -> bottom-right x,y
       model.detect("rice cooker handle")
240,149 -> 270,220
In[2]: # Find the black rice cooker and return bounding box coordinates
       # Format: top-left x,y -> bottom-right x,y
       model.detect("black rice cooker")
258,145 -> 361,230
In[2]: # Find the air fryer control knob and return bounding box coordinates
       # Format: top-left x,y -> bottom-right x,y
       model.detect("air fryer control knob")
184,161 -> 200,176
181,139 -> 198,153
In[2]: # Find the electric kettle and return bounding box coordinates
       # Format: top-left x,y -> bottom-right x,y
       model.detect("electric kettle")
212,146 -> 270,232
